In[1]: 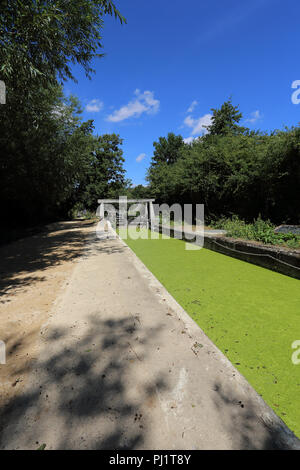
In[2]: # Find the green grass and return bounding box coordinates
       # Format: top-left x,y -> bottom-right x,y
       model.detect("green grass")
211,215 -> 300,249
121,229 -> 300,437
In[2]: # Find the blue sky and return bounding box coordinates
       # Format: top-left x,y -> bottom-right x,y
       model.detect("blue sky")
65,0 -> 300,185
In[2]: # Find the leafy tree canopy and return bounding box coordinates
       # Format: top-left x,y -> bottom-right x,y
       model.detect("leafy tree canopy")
0,0 -> 128,233
0,0 -> 125,86
78,134 -> 127,210
146,100 -> 300,223
205,98 -> 248,136
126,185 -> 153,199
151,132 -> 185,165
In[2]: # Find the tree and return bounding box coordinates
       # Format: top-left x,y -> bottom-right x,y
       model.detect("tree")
78,134 -> 127,210
145,111 -> 300,223
0,0 -> 125,86
151,133 -> 184,165
205,99 -> 247,136
0,83 -> 96,225
0,1 -> 126,231
126,185 -> 152,199
146,133 -> 185,203
0,81 -> 93,224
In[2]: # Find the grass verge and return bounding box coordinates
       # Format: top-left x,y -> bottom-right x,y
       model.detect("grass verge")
211,216 -> 300,249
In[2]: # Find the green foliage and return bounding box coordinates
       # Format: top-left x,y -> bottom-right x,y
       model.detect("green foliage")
151,132 -> 184,165
0,0 -> 125,85
205,98 -> 247,136
0,80 -> 129,226
147,101 -> 300,224
147,133 -> 185,203
0,1 -> 126,231
0,82 -> 95,224
212,216 -> 300,248
69,205 -> 97,220
125,184 -> 153,199
77,134 -> 127,210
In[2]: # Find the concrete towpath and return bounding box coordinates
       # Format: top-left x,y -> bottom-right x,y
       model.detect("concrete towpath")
0,224 -> 298,450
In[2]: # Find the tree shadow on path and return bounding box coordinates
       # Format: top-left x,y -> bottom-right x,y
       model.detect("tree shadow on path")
212,380 -> 299,450
0,220 -> 125,297
0,313 -> 168,450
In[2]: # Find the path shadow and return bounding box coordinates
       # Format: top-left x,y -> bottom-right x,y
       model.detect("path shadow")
0,221 -> 124,297
212,380 -> 299,450
0,313 -> 167,450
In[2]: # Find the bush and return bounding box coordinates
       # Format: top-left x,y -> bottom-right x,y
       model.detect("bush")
212,216 -> 300,249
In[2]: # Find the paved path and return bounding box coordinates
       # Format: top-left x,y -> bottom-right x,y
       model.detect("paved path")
0,227 -> 298,449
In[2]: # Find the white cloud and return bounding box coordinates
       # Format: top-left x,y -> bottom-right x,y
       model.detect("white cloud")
183,136 -> 196,144
85,99 -> 104,112
183,113 -> 212,135
187,100 -> 198,113
245,110 -> 263,123
107,89 -> 160,123
136,153 -> 146,163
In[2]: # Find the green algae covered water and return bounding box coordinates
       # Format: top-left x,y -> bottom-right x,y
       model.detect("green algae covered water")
121,229 -> 300,438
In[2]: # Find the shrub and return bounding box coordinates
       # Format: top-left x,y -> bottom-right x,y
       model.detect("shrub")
212,216 -> 300,249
